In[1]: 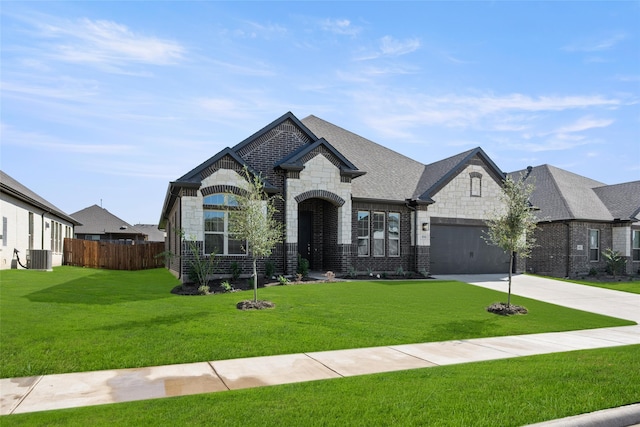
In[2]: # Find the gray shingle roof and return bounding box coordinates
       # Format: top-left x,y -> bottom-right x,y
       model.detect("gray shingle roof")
0,170 -> 81,225
300,115 -> 504,203
593,181 -> 640,221
513,165 -> 637,222
71,205 -> 146,236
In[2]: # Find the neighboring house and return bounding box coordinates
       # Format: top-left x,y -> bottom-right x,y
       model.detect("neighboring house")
159,112 -> 511,282
71,205 -> 147,244
0,170 -> 81,270
514,165 -> 640,277
134,224 -> 166,242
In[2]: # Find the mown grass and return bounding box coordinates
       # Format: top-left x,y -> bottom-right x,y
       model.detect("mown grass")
554,277 -> 640,295
0,267 -> 634,378
4,345 -> 639,426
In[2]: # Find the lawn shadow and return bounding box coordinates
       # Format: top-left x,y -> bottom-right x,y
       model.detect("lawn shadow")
26,274 -> 173,305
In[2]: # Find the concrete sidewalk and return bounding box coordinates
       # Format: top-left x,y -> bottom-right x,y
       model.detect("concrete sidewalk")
1,274 -> 639,422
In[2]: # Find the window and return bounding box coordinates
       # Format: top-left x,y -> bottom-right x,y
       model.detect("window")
28,212 -> 34,250
357,211 -> 370,256
203,193 -> 245,255
470,172 -> 482,197
2,217 -> 6,247
373,212 -> 385,256
589,229 -> 599,262
633,230 -> 640,262
388,212 -> 400,256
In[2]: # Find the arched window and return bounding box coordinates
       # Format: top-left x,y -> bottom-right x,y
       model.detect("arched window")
203,194 -> 245,255
470,172 -> 482,197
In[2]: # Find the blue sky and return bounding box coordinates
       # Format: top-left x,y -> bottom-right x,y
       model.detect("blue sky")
1,1 -> 638,224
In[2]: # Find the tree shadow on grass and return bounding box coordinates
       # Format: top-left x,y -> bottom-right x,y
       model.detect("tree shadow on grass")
26,275 -> 173,305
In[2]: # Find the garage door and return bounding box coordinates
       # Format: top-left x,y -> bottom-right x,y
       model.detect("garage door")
430,224 -> 511,274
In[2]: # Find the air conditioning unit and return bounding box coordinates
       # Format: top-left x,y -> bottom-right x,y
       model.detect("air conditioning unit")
30,249 -> 52,271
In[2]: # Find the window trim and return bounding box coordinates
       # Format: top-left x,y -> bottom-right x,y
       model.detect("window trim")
470,172 -> 482,197
203,193 -> 246,256
357,211 -> 370,257
388,212 -> 400,257
372,212 -> 385,257
588,229 -> 600,262
632,230 -> 640,262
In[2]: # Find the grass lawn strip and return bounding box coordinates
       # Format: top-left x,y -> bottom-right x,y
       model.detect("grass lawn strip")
0,267 -> 634,378
3,345 -> 639,427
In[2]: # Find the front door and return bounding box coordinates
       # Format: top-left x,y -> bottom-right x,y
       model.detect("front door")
298,211 -> 313,268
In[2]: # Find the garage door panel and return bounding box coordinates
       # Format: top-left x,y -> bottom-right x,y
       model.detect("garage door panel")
430,225 -> 510,274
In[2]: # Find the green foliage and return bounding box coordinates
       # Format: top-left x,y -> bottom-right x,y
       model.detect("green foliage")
347,266 -> 357,278
296,254 -> 309,277
197,285 -> 210,295
264,260 -> 275,279
420,268 -> 430,278
602,248 -> 626,277
588,267 -> 598,277
180,230 -> 218,289
227,166 -> 284,302
395,266 -> 406,277
485,174 -> 538,306
220,281 -> 232,292
229,261 -> 241,282
277,275 -> 290,285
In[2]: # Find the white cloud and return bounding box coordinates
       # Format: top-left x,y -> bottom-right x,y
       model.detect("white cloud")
233,20 -> 288,39
563,32 -> 626,52
379,36 -> 421,56
552,116 -> 614,134
320,18 -> 361,36
30,17 -> 185,71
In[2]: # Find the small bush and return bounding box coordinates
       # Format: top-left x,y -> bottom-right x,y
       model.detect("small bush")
295,273 -> 303,283
277,275 -> 290,285
420,268 -> 430,278
297,254 -> 309,277
197,285 -> 210,295
588,267 -> 598,277
396,266 -> 406,277
264,260 -> 275,279
347,266 -> 357,279
603,248 -> 626,277
325,271 -> 335,282
219,281 -> 232,292
230,262 -> 241,282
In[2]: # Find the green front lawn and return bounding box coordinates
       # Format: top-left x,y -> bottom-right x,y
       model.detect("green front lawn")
0,267 -> 634,378
4,345 -> 639,427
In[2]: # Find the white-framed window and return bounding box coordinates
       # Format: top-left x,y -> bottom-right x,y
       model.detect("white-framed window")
372,212 -> 385,257
203,194 -> 246,256
589,229 -> 599,262
388,212 -> 400,256
357,211 -> 370,256
633,230 -> 640,262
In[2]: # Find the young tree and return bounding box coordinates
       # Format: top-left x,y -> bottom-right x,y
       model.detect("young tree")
484,174 -> 537,307
228,167 -> 284,302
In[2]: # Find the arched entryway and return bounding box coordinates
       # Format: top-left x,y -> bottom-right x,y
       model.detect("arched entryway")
295,190 -> 345,272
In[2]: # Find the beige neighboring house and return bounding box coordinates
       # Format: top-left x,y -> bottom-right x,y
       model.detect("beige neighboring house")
0,170 -> 81,270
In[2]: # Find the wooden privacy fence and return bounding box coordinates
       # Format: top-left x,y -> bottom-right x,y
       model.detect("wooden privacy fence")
63,238 -> 166,270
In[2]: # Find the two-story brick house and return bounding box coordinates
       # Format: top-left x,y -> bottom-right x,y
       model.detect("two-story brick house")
159,112 -> 512,282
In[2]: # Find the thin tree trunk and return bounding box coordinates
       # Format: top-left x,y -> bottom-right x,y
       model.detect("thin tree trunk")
253,257 -> 258,302
507,253 -> 513,307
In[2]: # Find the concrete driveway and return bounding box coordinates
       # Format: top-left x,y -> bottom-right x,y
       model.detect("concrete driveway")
435,273 -> 640,323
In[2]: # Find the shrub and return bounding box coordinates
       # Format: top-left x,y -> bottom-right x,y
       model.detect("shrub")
420,268 -> 430,278
277,275 -> 290,285
219,281 -> 232,293
197,285 -> 210,295
230,262 -> 241,282
588,267 -> 598,277
264,260 -> 275,279
347,266 -> 357,279
603,248 -> 626,277
297,254 -> 309,277
395,266 -> 406,277
325,271 -> 335,282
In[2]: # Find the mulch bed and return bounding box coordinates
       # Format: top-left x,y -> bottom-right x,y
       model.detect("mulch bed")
486,302 -> 528,316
